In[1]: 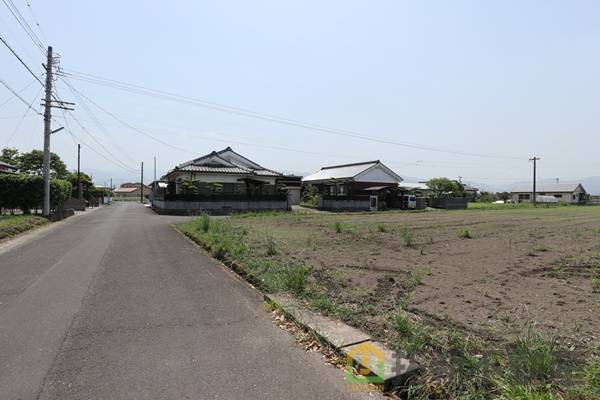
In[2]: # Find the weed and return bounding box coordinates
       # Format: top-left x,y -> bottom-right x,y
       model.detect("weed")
266,236 -> 278,256
312,295 -> 336,314
509,327 -> 557,384
584,356 -> 600,394
400,227 -> 414,247
334,221 -> 355,234
199,213 -> 211,232
391,310 -> 433,354
376,223 -> 387,232
408,269 -> 423,288
278,264 -> 309,294
494,381 -> 556,400
592,276 -> 600,291
459,228 -> 474,239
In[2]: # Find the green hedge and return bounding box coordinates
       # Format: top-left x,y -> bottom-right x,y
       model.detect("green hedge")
0,173 -> 72,213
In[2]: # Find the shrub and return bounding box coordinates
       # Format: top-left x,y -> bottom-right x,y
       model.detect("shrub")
0,173 -> 71,213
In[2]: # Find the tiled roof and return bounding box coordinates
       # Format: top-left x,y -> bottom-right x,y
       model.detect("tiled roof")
303,161 -> 380,181
167,147 -> 283,178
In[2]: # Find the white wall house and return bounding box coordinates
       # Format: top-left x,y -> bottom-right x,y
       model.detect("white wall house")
511,183 -> 588,204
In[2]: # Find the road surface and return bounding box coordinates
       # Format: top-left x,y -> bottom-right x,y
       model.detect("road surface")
0,203 -> 378,399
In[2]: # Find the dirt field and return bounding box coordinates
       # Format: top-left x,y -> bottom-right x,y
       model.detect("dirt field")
232,207 -> 599,347
181,206 -> 600,397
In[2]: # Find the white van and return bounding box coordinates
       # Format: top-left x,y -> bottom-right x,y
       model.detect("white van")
403,195 -> 417,209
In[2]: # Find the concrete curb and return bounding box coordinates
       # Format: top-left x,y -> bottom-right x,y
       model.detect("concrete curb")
175,225 -> 420,392
265,293 -> 420,391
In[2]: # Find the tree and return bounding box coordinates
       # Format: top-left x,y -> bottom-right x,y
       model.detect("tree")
0,147 -> 20,166
426,177 -> 464,198
18,150 -> 68,179
478,191 -> 497,203
65,171 -> 94,199
181,179 -> 199,195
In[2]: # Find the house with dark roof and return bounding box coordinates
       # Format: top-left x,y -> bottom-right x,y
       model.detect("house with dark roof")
511,182 -> 588,204
302,160 -> 402,211
153,147 -> 290,214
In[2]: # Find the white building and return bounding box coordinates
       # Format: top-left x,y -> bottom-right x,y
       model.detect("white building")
511,183 -> 588,204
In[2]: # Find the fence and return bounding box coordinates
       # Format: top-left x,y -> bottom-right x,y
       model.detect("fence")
152,193 -> 290,215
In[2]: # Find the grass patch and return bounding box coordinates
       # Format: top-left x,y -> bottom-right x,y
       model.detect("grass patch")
400,226 -> 414,247
333,221 -> 355,234
0,215 -> 48,240
509,328 -> 558,384
459,228 -> 474,239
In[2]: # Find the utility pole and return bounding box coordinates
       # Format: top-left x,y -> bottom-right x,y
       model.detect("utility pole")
40,46 -> 74,216
77,143 -> 82,200
529,157 -> 540,206
153,156 -> 156,183
41,46 -> 53,216
140,161 -> 144,204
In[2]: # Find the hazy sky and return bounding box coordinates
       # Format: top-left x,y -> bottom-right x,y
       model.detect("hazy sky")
1,1 -> 599,190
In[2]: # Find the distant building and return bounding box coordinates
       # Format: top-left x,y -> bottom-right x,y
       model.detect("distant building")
511,183 -> 588,204
114,182 -> 151,198
0,160 -> 18,173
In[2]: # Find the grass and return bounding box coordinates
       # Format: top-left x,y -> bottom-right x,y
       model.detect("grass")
177,208 -> 600,399
0,215 -> 48,240
334,221 -> 355,234
510,328 -> 558,384
400,226 -> 414,247
459,228 -> 474,239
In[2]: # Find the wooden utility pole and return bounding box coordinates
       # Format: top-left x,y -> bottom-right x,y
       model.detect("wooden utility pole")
42,46 -> 53,216
529,157 -> 540,206
140,161 -> 144,204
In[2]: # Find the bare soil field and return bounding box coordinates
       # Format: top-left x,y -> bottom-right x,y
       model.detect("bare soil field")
180,206 -> 600,398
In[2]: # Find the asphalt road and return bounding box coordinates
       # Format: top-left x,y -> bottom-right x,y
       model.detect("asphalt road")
0,203 -> 379,399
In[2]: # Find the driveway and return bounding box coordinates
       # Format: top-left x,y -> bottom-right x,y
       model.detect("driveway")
0,202 -> 379,399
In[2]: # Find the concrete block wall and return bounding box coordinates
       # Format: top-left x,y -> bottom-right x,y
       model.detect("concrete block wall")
152,199 -> 290,215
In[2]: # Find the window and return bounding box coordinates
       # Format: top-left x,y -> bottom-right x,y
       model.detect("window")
518,194 -> 530,200
336,183 -> 347,196
554,194 -> 562,199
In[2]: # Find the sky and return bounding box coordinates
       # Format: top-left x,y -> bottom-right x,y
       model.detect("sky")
1,0 -> 599,191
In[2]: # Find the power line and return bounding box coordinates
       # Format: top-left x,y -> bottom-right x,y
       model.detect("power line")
54,116 -> 138,174
0,77 -> 35,107
0,34 -> 45,86
59,78 -> 140,165
3,84 -> 41,146
22,0 -> 48,44
1,0 -> 45,52
59,69 -> 527,161
0,77 -> 41,114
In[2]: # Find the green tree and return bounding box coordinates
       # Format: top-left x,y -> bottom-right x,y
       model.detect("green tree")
478,191 -> 497,203
181,179 -> 199,195
18,150 -> 68,179
0,147 -> 20,166
65,171 -> 95,198
426,177 -> 464,197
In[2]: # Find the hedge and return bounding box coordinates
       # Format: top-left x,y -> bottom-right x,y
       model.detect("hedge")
0,173 -> 72,213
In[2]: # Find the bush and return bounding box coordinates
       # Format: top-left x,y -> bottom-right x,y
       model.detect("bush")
0,173 -> 71,213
